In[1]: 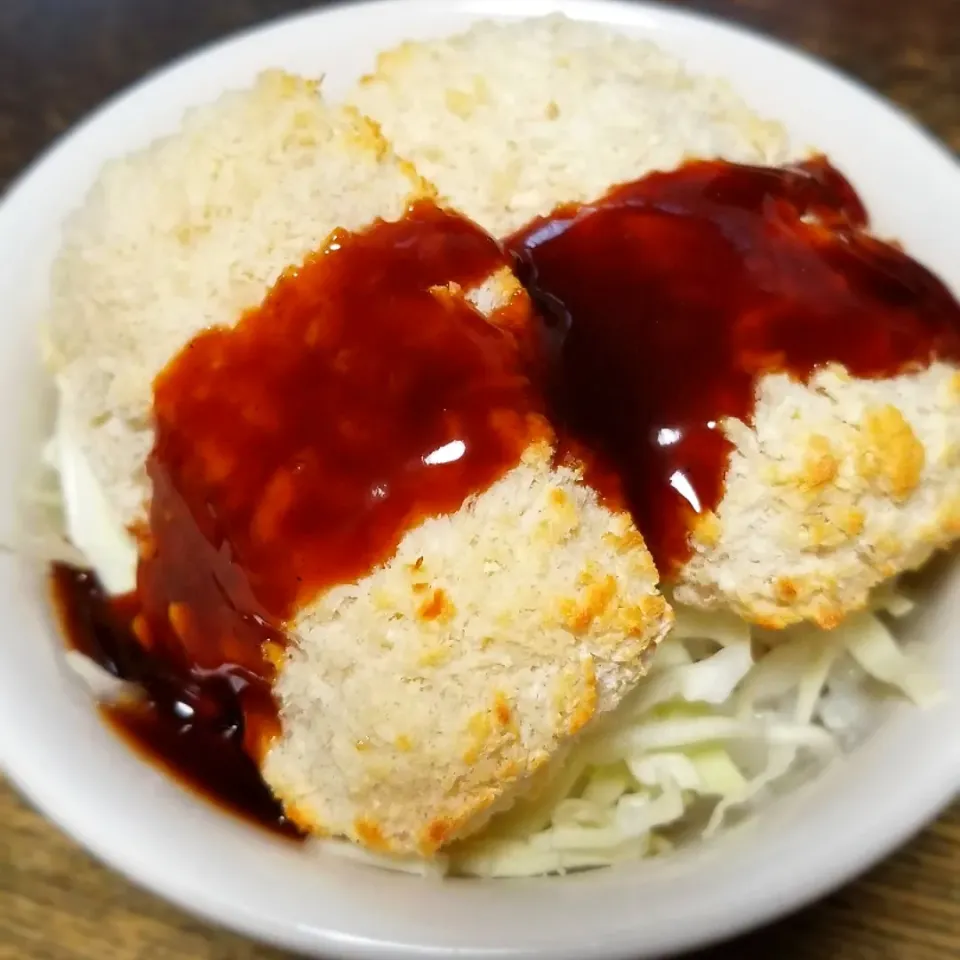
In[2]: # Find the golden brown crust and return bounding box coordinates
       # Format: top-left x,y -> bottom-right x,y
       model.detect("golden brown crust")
676,364 -> 960,628
856,405 -> 925,502
265,447 -> 671,857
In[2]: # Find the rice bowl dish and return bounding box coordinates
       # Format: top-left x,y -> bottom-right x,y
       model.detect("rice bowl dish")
6,5 -> 959,895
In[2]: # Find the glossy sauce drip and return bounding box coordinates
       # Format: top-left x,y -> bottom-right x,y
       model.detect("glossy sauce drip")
60,200 -> 544,813
50,564 -> 300,837
509,157 -> 960,574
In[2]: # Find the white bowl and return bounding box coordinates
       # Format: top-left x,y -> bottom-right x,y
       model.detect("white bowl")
1,2 -> 959,957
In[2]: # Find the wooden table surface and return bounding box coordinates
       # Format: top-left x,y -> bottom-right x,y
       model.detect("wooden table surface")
1,0 -> 958,957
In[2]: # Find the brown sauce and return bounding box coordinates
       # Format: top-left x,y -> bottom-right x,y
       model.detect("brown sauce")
508,156 -> 960,574
50,160 -> 960,832
50,563 -> 301,838
52,200 -> 543,832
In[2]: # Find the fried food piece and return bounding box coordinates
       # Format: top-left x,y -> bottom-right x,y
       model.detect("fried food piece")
46,71 -> 430,532
349,14 -> 787,236
267,440 -> 672,855
678,364 -> 960,629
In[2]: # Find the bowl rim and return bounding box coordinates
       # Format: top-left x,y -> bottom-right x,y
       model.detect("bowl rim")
1,1 -> 959,959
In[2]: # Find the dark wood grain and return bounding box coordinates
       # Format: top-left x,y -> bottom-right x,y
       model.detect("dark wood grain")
1,1 -> 958,957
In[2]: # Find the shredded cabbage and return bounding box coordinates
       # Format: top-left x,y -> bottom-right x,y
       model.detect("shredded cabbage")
446,584 -> 939,877
62,650 -> 142,704
629,640 -> 753,714
4,441 -> 89,568
835,611 -> 942,708
313,836 -> 449,877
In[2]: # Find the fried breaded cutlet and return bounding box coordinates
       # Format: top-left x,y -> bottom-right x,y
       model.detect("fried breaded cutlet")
349,14 -> 789,236
46,70 -> 429,534
46,72 -> 672,857
678,363 -> 960,629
